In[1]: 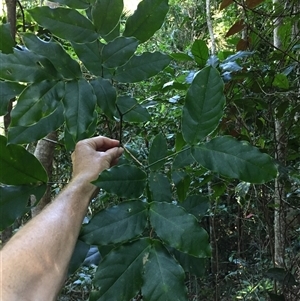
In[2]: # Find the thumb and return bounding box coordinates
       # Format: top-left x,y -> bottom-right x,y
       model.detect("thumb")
104,147 -> 124,167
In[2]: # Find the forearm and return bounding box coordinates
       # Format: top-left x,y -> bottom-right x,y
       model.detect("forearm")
0,178 -> 95,301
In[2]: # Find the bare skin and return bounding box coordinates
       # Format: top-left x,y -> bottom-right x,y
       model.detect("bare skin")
0,136 -> 123,301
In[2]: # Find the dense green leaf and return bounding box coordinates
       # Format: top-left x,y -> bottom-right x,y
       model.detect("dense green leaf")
91,0 -> 123,36
273,73 -> 289,90
0,82 -> 25,115
0,49 -> 59,82
93,164 -> 147,198
148,133 -> 168,171
29,7 -> 98,43
116,96 -> 151,123
51,0 -> 91,8
68,240 -> 90,275
173,147 -> 195,169
123,0 -> 169,43
10,80 -> 64,127
172,171 -> 190,202
0,184 -> 46,231
172,249 -> 207,277
62,79 -> 96,143
182,66 -> 225,144
149,202 -> 211,257
170,52 -> 194,62
90,77 -> 116,119
72,41 -> 104,76
180,195 -> 210,220
142,240 -> 188,301
0,135 -> 48,185
8,104 -> 64,145
102,37 -> 138,68
0,23 -> 15,53
191,39 -> 209,67
80,201 -> 148,245
265,268 -> 297,286
91,238 -> 152,301
114,52 -> 171,83
148,172 -> 172,203
192,136 -> 278,183
23,34 -> 82,79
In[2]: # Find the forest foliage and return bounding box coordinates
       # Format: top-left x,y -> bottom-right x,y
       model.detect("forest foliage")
0,0 -> 299,300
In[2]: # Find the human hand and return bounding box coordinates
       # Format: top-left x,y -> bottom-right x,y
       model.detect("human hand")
71,136 -> 123,185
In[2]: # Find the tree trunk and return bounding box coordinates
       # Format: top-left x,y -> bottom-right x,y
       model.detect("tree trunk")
273,0 -> 286,267
205,0 -> 216,55
31,132 -> 57,217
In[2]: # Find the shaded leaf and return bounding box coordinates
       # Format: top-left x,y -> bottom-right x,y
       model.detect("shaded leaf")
91,0 -> 123,36
114,52 -> 171,83
173,147 -> 195,169
191,39 -> 209,67
225,20 -> 245,38
172,249 -> 207,277
93,164 -> 147,198
182,66 -> 225,144
220,0 -> 234,10
91,238 -> 151,301
0,49 -> 59,82
62,79 -> 96,143
149,202 -> 211,257
123,0 -> 169,43
267,292 -> 286,301
0,23 -> 15,53
265,268 -> 297,286
80,201 -> 148,245
192,136 -> 277,183
0,184 -> 46,231
0,135 -> 48,185
142,239 -> 188,301
102,37 -> 138,68
10,80 -> 64,127
29,7 -> 98,43
68,240 -> 90,275
148,172 -> 172,203
273,73 -> 289,90
23,33 -> 81,79
0,82 -> 25,115
180,195 -> 210,220
116,96 -> 151,123
8,104 -> 64,145
170,52 -> 194,62
246,0 -> 265,8
72,40 -> 104,76
52,0 -> 91,8
172,171 -> 190,202
148,133 -> 168,171
90,77 -> 116,119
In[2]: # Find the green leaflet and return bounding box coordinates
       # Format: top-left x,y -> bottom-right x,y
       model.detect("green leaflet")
149,202 -> 211,257
114,52 -> 171,83
0,82 -> 25,115
182,66 -> 225,144
148,133 -> 168,171
0,184 -> 46,231
29,7 -> 98,43
124,0 -> 169,43
0,23 -> 15,54
23,33 -> 82,79
192,136 -> 278,183
80,201 -> 148,245
0,135 -> 48,185
91,0 -> 123,36
93,164 -> 147,199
